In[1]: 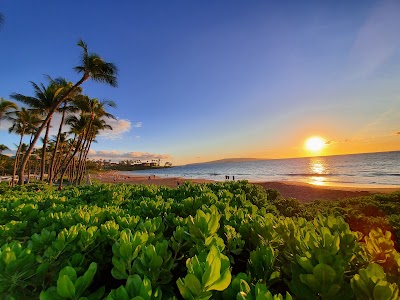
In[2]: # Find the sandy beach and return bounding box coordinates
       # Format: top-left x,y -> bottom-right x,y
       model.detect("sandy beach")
90,171 -> 400,203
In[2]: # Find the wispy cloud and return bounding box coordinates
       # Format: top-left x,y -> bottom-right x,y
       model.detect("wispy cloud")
348,0 -> 400,78
133,122 -> 142,128
98,118 -> 132,140
0,119 -> 13,132
395,132 -> 400,135
88,150 -> 171,162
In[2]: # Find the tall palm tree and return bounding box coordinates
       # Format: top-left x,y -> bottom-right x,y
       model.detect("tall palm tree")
14,40 -> 118,185
11,80 -> 65,181
48,84 -> 82,184
7,108 -> 42,186
0,98 -> 17,123
75,118 -> 112,185
0,144 -> 9,154
57,115 -> 90,188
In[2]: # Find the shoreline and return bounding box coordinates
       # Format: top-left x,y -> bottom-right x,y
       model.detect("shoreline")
90,171 -> 400,203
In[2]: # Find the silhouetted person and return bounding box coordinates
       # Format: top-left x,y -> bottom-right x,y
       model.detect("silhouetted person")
233,176 -> 235,181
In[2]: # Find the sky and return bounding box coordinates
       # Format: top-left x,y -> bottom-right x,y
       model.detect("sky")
1,0 -> 399,165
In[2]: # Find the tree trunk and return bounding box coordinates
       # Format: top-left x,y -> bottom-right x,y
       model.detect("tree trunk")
58,136 -> 85,189
17,76 -> 87,185
40,116 -> 52,181
49,103 -> 67,184
77,136 -> 93,185
12,132 -> 24,187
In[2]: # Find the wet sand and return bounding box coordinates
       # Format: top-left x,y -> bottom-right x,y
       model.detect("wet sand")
90,171 -> 400,203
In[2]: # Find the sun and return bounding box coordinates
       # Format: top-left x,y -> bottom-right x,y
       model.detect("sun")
305,136 -> 326,152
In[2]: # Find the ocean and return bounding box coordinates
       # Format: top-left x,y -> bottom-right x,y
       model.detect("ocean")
123,151 -> 400,187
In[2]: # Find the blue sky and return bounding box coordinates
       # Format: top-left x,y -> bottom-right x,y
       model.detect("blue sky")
1,0 -> 399,165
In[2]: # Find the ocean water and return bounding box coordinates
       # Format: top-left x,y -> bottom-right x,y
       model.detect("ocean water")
123,151 -> 400,187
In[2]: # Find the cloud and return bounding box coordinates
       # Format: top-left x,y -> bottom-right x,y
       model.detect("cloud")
88,150 -> 171,162
0,119 -> 13,131
133,122 -> 142,128
325,140 -> 335,145
98,118 -> 132,140
395,132 -> 400,135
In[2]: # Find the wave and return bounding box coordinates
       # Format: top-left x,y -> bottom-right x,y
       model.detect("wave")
284,173 -> 335,177
371,173 -> 400,177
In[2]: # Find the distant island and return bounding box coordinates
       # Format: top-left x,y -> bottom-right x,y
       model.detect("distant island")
189,157 -> 261,165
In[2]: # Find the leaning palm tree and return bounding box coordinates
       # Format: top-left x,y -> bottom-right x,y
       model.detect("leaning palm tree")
0,144 -> 9,154
11,80 -> 65,181
57,115 -> 91,188
76,118 -> 113,185
14,40 -> 118,185
0,98 -> 17,123
7,108 -> 42,186
48,84 -> 82,184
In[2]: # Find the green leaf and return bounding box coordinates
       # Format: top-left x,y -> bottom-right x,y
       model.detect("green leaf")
206,268 -> 232,291
115,286 -> 130,300
184,274 -> 202,295
140,277 -> 152,299
40,287 -> 64,300
177,278 -> 195,300
373,281 -> 395,300
203,246 -> 221,288
59,266 -> 77,283
75,262 -> 97,297
57,274 -> 76,299
313,263 -> 336,286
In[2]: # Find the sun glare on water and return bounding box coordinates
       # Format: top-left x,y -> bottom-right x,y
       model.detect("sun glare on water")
305,136 -> 326,152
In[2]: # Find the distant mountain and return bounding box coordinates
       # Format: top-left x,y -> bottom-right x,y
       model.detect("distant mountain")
189,157 -> 262,165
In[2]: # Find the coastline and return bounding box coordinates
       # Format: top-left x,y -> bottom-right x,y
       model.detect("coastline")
90,171 -> 400,203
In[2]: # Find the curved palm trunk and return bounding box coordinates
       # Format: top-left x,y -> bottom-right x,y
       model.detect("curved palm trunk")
49,105 -> 66,184
58,136 -> 85,189
12,132 -> 25,187
17,76 -> 87,185
40,116 -> 52,181
76,133 -> 94,185
53,136 -> 76,180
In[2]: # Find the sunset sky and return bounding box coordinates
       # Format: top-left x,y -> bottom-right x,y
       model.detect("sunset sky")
1,1 -> 399,165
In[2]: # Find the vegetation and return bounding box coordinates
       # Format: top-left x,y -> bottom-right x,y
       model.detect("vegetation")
0,180 -> 399,299
1,40 -> 118,188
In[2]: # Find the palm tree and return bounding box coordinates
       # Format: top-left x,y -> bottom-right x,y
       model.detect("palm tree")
57,115 -> 89,188
14,40 -> 118,185
7,108 -> 42,186
0,144 -> 9,155
75,118 -> 112,185
48,80 -> 82,184
0,98 -> 17,123
11,80 -> 65,181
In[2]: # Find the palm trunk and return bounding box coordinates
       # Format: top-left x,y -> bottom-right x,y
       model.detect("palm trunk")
49,103 -> 67,184
75,138 -> 89,185
12,132 -> 24,187
40,116 -> 52,181
58,136 -> 85,189
17,76 -> 87,185
53,136 -> 76,181
77,135 -> 93,185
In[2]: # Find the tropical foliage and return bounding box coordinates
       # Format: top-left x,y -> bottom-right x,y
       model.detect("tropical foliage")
2,40 -> 118,187
0,181 -> 398,299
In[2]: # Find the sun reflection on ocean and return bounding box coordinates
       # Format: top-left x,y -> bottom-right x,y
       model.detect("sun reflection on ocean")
308,157 -> 328,186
